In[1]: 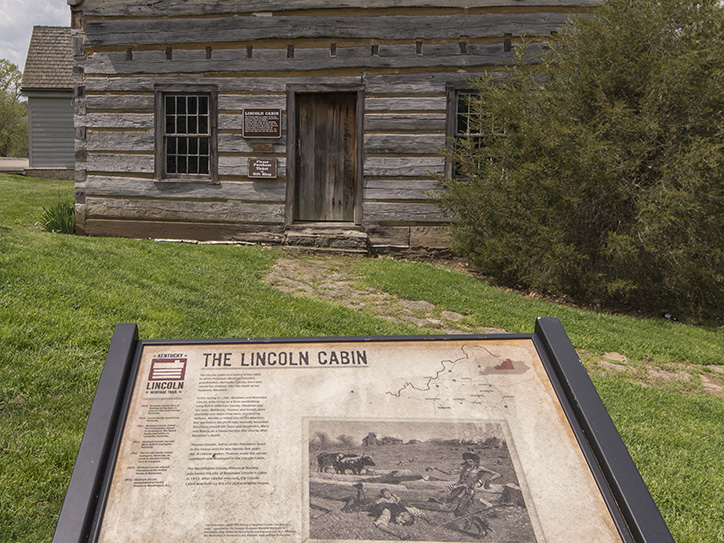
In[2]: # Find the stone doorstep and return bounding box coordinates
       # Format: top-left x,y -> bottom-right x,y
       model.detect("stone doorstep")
284,224 -> 369,250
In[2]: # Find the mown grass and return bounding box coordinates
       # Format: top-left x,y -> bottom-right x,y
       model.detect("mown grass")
351,258 -> 724,366
1,173 -> 723,543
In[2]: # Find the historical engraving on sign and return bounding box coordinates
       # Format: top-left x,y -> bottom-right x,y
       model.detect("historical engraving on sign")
248,158 -> 278,179
243,108 -> 282,138
96,340 -> 624,543
309,420 -> 538,542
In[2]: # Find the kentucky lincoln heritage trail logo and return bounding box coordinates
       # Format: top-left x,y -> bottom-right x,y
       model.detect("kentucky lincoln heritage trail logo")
146,356 -> 187,391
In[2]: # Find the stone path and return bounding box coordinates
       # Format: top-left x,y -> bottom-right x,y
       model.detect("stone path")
266,255 -> 505,335
265,253 -> 724,398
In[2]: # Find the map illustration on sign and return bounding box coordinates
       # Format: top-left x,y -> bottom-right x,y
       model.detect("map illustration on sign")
308,420 -> 539,542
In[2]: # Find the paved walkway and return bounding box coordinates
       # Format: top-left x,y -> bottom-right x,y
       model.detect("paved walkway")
0,158 -> 29,173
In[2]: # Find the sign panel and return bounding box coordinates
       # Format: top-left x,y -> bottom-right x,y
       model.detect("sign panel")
243,108 -> 282,138
248,158 -> 278,179
96,338 -> 622,543
53,320 -> 675,543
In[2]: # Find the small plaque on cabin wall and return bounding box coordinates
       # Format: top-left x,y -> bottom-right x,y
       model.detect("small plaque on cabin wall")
242,108 -> 282,138
248,158 -> 278,179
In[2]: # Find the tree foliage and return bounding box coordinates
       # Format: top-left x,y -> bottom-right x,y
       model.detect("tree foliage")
0,59 -> 28,158
437,0 -> 724,322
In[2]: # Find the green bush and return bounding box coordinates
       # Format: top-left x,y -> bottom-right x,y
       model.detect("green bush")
0,59 -> 27,158
40,199 -> 75,234
437,0 -> 724,322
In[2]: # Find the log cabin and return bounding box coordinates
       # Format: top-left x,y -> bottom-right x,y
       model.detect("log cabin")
67,0 -> 598,252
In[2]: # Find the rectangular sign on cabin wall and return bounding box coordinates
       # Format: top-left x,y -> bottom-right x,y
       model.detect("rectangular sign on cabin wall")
52,319 -> 675,543
248,158 -> 278,179
242,108 -> 282,138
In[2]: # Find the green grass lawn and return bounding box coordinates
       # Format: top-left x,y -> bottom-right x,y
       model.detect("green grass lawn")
1,174 -> 723,542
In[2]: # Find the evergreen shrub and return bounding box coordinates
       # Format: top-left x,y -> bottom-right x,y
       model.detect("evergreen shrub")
437,0 -> 724,322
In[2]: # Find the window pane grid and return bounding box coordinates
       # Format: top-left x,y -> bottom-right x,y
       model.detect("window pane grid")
164,94 -> 210,176
453,92 -> 485,178
455,92 -> 483,138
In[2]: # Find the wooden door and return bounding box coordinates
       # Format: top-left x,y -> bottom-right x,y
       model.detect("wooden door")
295,93 -> 357,222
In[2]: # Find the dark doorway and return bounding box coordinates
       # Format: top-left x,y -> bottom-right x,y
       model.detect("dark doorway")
294,92 -> 358,222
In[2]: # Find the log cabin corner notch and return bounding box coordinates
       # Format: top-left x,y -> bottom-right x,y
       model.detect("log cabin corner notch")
68,0 -> 600,252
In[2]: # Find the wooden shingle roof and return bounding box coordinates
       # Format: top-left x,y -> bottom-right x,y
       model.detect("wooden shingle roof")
21,26 -> 73,90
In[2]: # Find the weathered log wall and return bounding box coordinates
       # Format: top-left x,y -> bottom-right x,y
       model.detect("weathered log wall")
71,0 -> 596,250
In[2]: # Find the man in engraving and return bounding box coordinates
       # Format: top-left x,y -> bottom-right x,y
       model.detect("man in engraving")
370,496 -> 436,540
428,452 -> 501,539
375,488 -> 402,507
446,452 -> 501,509
371,501 -> 417,540
342,484 -> 435,540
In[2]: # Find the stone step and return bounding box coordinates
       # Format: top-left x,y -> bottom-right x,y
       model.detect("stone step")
284,224 -> 369,251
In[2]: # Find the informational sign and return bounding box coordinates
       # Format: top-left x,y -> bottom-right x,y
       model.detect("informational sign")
248,158 -> 278,179
52,320 -> 675,543
243,108 -> 282,138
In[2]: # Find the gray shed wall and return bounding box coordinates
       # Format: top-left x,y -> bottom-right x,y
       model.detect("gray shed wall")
27,91 -> 75,169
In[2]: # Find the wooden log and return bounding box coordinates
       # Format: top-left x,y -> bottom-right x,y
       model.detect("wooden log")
84,112 -> 154,129
365,96 -> 446,112
80,175 -> 287,201
83,13 -> 572,47
363,201 -> 447,224
220,95 -> 286,111
81,43 -> 527,76
84,154 -> 289,179
367,226 -> 411,247
364,156 -> 445,177
85,196 -> 286,223
410,226 -> 451,248
86,130 -> 154,152
85,93 -> 154,111
364,113 -> 446,133
219,133 -> 287,153
364,133 -> 445,155
85,153 -> 155,173
82,218 -> 285,243
81,73 -> 470,94
78,0 -> 602,18
364,72 -> 471,94
364,179 -> 443,200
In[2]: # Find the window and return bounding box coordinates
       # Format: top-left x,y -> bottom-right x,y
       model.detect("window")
155,86 -> 218,182
446,87 -> 484,179
454,91 -> 483,141
165,94 -> 210,175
